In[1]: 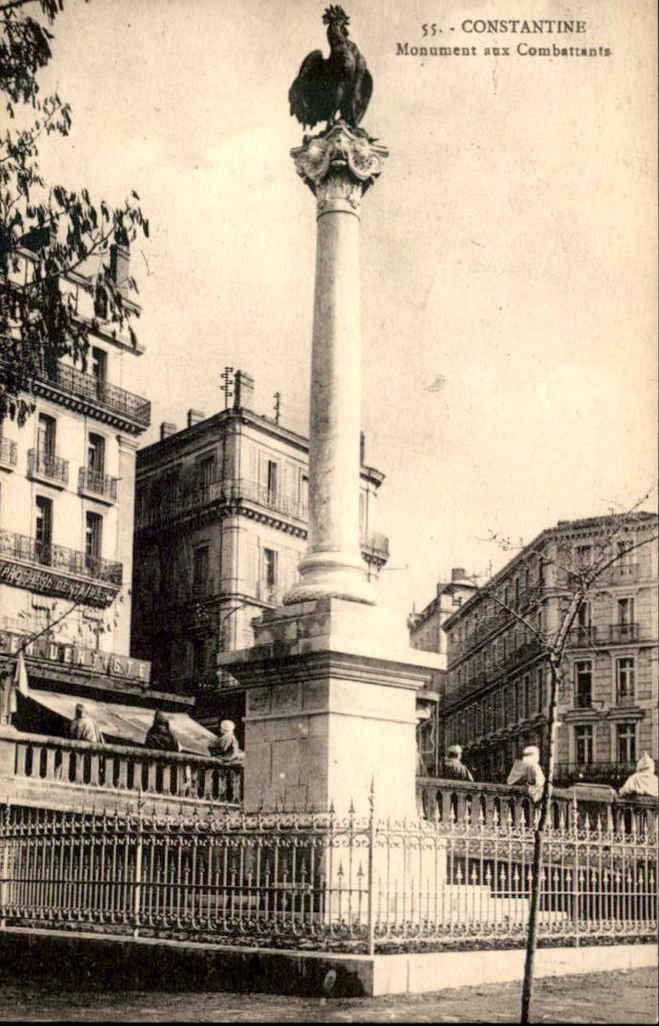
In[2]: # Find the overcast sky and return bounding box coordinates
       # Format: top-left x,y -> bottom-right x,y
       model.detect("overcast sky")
36,0 -> 657,619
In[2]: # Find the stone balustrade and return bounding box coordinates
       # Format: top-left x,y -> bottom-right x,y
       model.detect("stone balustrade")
416,775 -> 658,834
0,726 -> 242,815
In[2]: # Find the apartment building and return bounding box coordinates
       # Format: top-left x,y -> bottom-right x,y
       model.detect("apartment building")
408,568 -> 478,774
429,514 -> 658,786
131,370 -> 390,735
0,245 -> 205,738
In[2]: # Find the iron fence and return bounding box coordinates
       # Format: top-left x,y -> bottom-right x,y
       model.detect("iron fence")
0,788 -> 655,953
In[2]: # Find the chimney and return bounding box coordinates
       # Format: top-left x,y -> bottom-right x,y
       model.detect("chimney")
233,370 -> 255,411
360,431 -> 365,465
187,409 -> 205,428
110,242 -> 130,289
451,567 -> 467,582
160,422 -> 177,441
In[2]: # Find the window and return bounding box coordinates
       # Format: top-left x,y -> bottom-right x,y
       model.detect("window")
266,460 -> 278,503
616,723 -> 636,763
88,433 -> 105,476
514,577 -> 520,606
615,597 -> 635,641
85,512 -> 102,570
192,545 -> 209,597
616,539 -> 632,567
523,674 -> 530,719
197,454 -> 215,489
574,661 -> 592,708
35,496 -> 52,562
300,474 -> 309,515
575,545 -> 592,568
91,347 -> 107,400
91,347 -> 107,382
37,413 -> 56,458
192,638 -> 207,679
536,668 -> 544,713
577,602 -> 591,628
263,547 -> 277,588
94,284 -> 108,319
616,658 -> 635,703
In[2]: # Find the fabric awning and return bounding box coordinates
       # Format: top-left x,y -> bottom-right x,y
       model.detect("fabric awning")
22,689 -> 217,756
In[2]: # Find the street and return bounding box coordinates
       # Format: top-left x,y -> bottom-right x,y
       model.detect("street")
0,967 -> 656,1022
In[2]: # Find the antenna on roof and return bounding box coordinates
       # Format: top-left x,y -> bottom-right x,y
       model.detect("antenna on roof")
220,366 -> 234,409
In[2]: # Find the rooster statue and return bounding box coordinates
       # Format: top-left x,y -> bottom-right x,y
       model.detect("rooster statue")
289,6 -> 373,131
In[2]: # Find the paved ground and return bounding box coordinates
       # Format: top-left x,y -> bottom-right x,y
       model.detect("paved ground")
0,967 -> 656,1022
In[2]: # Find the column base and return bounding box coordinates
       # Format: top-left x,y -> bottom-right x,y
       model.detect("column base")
217,597 -> 443,817
283,550 -> 375,606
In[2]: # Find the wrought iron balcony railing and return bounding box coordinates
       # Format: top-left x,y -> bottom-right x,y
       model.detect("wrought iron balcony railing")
568,625 -> 597,647
609,622 -> 639,643
0,529 -> 122,585
27,449 -> 69,485
38,362 -> 150,427
78,466 -> 118,501
360,530 -> 390,562
0,435 -> 17,469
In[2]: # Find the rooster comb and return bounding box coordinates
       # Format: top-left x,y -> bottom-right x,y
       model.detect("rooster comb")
323,5 -> 349,27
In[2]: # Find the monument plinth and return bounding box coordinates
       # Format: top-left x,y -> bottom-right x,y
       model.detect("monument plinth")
284,124 -> 388,606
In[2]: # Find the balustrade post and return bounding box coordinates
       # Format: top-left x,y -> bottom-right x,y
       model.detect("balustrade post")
133,798 -> 143,938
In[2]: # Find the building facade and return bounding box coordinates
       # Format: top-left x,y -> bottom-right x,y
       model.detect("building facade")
0,244 -> 154,701
423,514 -> 658,787
408,568 -> 478,774
131,370 -> 389,735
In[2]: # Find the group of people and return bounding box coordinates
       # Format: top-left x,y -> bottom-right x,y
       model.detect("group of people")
441,743 -> 658,801
68,704 -> 243,762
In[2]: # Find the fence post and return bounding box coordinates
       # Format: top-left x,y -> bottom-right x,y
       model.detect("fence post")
367,778 -> 375,957
0,799 -> 9,929
133,792 -> 143,938
572,790 -> 580,947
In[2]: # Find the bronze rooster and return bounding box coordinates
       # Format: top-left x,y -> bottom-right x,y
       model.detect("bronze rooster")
289,6 -> 373,131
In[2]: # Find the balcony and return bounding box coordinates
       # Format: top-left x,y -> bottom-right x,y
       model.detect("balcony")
78,466 -> 118,503
360,530 -> 390,566
27,449 -> 69,487
609,622 -> 638,643
0,529 -> 122,585
36,362 -> 150,429
568,625 -> 597,647
0,435 -> 17,470
136,477 -> 309,532
553,759 -> 637,790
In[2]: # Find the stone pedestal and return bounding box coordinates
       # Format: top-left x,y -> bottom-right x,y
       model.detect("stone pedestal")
218,597 -> 443,816
284,123 -> 388,607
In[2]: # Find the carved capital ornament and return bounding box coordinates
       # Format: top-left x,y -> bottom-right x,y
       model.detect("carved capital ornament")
291,121 -> 388,217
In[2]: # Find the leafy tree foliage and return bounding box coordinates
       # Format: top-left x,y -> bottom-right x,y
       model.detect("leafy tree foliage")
0,0 -> 149,425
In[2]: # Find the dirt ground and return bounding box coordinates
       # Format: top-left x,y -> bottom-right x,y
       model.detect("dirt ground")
0,966 -> 656,1022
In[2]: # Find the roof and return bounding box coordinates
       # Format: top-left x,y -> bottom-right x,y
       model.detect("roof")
442,510 -> 658,630
22,690 -> 216,755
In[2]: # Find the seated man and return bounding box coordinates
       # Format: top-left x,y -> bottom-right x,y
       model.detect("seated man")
145,710 -> 180,752
507,744 -> 545,804
69,703 -> 103,744
209,719 -> 243,762
441,744 -> 474,782
618,752 -> 658,799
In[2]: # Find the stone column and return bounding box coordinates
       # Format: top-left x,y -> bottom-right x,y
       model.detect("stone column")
284,123 -> 388,607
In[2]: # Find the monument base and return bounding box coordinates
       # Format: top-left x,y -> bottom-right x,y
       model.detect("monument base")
217,597 -> 443,817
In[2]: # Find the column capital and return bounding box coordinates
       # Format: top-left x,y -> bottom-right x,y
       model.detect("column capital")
291,121 -> 388,217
